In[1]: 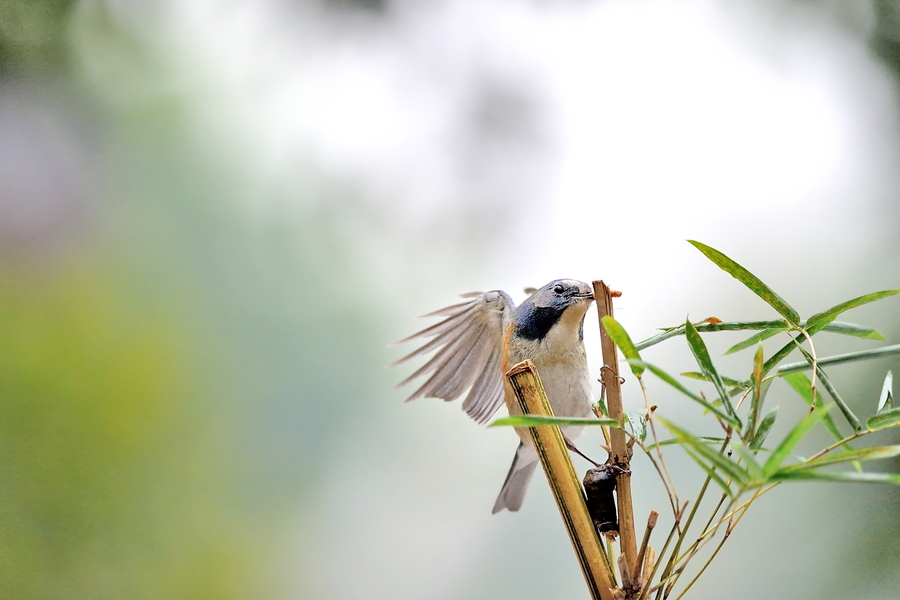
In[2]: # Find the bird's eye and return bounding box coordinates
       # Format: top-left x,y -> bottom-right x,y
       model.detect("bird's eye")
553,284 -> 565,295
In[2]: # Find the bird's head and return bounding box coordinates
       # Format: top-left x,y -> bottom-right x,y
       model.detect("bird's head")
512,279 -> 594,343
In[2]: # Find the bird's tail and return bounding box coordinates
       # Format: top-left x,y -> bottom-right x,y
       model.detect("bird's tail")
492,442 -> 538,514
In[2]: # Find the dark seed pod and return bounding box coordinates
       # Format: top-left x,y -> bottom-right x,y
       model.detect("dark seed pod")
583,465 -> 618,533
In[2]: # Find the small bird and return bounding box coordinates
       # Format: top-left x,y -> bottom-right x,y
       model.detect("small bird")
392,279 -> 596,513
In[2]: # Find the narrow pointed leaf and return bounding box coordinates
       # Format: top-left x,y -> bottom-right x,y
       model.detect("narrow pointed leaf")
750,406 -> 779,450
660,417 -> 750,484
793,345 -> 861,432
733,442 -> 765,482
688,240 -> 800,325
628,360 -> 740,427
877,371 -> 894,414
867,408 -> 900,432
777,344 -> 900,374
822,321 -> 885,341
780,445 -> 900,472
601,315 -> 643,377
764,405 -> 832,476
685,319 -> 739,424
726,328 -> 786,355
682,448 -> 736,497
805,290 -> 900,335
769,470 -> 900,485
745,344 -> 765,438
762,336 -> 803,376
646,436 -> 728,451
634,320 -> 882,352
490,415 -> 619,428
680,372 -> 749,389
781,372 -> 846,444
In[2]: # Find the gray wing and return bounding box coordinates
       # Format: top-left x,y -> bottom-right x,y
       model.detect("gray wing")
390,290 -> 514,424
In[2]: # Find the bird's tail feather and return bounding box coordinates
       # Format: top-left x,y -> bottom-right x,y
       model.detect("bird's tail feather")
492,442 -> 538,514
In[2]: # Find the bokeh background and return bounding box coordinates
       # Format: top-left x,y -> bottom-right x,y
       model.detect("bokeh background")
2,1 -> 900,599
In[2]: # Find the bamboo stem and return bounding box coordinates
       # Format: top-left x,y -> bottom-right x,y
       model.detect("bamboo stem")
506,360 -> 619,600
594,280 -> 639,578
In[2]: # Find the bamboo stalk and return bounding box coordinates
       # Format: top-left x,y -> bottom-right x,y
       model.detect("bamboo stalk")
506,360 -> 619,600
593,280 -> 639,578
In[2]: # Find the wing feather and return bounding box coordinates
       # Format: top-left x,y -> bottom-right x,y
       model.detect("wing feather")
392,290 -> 514,424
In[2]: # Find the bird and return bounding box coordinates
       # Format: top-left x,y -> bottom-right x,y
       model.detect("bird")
391,279 -> 596,513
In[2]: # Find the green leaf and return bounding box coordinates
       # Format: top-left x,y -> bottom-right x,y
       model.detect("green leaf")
624,411 -> 648,443
688,240 -> 800,325
769,470 -> 900,485
763,405 -> 832,476
594,395 -> 609,419
490,415 -> 619,428
732,442 -> 765,483
780,445 -> 900,472
685,319 -> 739,425
823,321 -> 885,341
750,406 -> 779,450
794,345 -> 862,432
628,360 -> 741,427
877,370 -> 894,414
634,320 -> 882,352
680,372 -> 749,389
646,436 -> 728,451
725,328 -> 786,355
682,447 -> 736,497
777,344 -> 900,375
762,336 -> 802,376
660,417 -> 750,485
781,372 -> 846,444
745,344 -> 765,439
866,408 -> 900,432
805,290 -> 900,335
601,315 -> 643,377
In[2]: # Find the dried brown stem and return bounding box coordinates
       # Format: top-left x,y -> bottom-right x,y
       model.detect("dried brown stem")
593,280 -> 639,579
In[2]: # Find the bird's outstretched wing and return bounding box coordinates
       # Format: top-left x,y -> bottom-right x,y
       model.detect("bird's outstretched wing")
391,290 -> 515,424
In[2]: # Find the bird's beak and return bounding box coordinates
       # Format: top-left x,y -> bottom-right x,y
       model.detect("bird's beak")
574,292 -> 594,302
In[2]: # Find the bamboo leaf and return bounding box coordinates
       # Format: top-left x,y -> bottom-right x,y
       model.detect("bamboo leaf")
877,371 -> 894,414
762,336 -> 802,376
777,344 -> 900,375
769,470 -> 900,485
781,372 -> 846,444
805,291 -> 900,335
634,320 -> 882,352
763,405 -> 832,476
867,408 -> 900,432
732,442 -> 765,483
823,321 -> 885,341
780,445 -> 900,472
490,415 -> 619,428
660,417 -> 750,484
682,447 -> 736,497
750,406 -> 779,450
745,344 -> 765,439
601,315 -> 643,377
794,345 -> 862,432
725,328 -> 785,355
628,360 -> 741,427
685,319 -> 739,425
680,372 -> 749,389
646,437 -> 727,451
688,240 -> 800,325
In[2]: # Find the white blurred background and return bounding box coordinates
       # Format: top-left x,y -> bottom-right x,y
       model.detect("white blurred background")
1,1 -> 899,599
